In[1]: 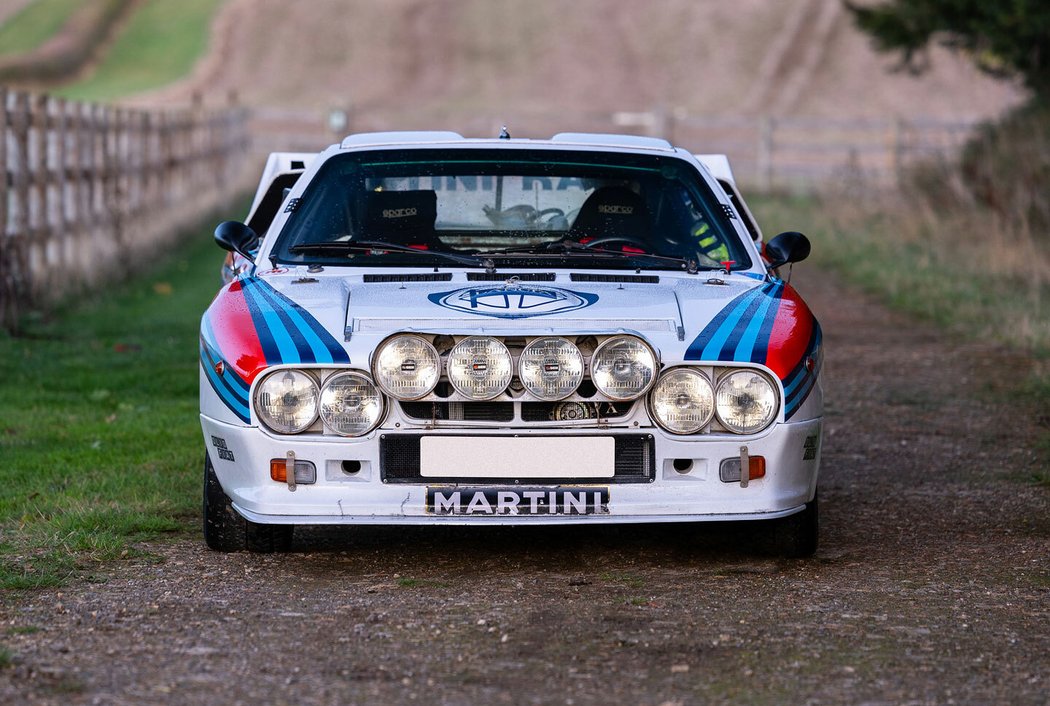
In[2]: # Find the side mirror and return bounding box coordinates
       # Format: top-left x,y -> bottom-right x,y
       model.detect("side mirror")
214,221 -> 259,261
765,231 -> 811,269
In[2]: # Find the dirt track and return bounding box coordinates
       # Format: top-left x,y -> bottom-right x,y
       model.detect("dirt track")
1,265 -> 1047,705
138,0 -> 1022,124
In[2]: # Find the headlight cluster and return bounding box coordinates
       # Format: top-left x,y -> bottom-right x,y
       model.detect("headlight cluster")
372,334 -> 657,402
254,369 -> 383,436
649,367 -> 779,435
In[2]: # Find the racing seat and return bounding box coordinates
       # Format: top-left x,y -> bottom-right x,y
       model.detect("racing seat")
568,186 -> 650,248
362,189 -> 442,250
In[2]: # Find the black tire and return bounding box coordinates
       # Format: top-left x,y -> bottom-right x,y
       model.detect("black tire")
203,453 -> 246,552
769,493 -> 819,559
203,453 -> 295,553
245,520 -> 293,553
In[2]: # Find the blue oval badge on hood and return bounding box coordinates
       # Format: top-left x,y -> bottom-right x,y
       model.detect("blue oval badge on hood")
428,285 -> 599,319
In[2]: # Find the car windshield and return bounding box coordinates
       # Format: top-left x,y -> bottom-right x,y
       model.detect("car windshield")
271,148 -> 751,271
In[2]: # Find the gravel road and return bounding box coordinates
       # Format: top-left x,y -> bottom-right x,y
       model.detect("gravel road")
2,267 -> 1048,705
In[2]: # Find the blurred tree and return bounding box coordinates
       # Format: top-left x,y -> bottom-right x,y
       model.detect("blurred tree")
846,0 -> 1050,98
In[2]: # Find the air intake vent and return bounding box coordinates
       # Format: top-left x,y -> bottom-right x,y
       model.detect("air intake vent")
467,272 -> 555,281
363,273 -> 453,283
570,273 -> 659,284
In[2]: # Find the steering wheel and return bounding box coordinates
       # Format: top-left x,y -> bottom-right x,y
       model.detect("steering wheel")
581,235 -> 649,250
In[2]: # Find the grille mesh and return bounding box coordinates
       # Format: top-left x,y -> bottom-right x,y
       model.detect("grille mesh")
399,402 -> 515,422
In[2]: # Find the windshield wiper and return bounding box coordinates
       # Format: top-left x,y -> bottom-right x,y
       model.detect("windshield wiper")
287,240 -> 487,269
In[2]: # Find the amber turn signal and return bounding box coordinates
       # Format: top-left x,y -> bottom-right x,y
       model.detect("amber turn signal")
718,456 -> 766,483
270,458 -> 316,484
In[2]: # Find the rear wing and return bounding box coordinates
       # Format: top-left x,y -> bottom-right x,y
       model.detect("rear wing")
246,152 -> 317,225
695,154 -> 735,185
694,153 -> 762,244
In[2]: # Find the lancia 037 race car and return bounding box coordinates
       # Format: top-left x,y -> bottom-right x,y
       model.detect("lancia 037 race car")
201,131 -> 823,556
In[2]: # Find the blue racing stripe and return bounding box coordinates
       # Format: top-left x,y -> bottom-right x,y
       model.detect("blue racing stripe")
733,282 -> 783,362
249,279 -> 332,363
200,338 -> 249,401
245,278 -> 350,364
239,280 -> 283,364
782,325 -> 822,419
751,286 -> 783,364
200,343 -> 250,422
698,288 -> 764,360
242,278 -> 301,364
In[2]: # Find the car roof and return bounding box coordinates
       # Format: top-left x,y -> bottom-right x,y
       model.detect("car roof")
338,131 -> 676,153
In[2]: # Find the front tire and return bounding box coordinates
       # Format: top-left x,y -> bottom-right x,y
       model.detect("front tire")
203,453 -> 294,553
769,493 -> 818,558
245,521 -> 293,553
203,453 -> 246,552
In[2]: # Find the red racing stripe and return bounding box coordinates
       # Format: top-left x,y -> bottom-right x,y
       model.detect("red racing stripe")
763,284 -> 815,380
205,280 -> 268,384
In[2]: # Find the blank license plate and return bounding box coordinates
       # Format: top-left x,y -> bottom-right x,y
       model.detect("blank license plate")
419,436 -> 614,479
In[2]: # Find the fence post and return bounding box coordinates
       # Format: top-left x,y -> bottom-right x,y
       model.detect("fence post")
891,117 -> 906,184
757,115 -> 774,191
0,87 -> 11,330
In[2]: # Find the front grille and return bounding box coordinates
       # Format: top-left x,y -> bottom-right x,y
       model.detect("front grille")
398,400 -> 632,424
380,434 -> 654,484
520,402 -> 632,422
399,401 -> 515,422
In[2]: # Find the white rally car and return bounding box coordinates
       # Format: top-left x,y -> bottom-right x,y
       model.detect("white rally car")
201,131 -> 822,556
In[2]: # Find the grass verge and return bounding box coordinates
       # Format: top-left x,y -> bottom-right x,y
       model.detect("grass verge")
55,0 -> 222,102
0,201 -> 243,590
751,193 -> 1050,483
0,0 -> 83,59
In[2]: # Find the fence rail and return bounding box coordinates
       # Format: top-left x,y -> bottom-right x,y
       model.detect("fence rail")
0,88 -> 250,330
249,106 -> 983,190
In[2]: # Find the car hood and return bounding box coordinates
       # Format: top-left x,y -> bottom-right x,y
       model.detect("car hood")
239,272 -> 774,359
200,269 -> 821,420
199,270 -> 812,374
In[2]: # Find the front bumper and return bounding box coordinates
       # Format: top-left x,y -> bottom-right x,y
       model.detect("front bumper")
201,415 -> 822,525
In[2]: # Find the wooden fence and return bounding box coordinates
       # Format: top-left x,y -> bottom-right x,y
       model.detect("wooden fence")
0,88 -> 250,331
249,106 -> 982,191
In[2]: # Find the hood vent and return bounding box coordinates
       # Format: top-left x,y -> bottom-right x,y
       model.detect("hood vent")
467,272 -> 555,281
571,273 -> 659,284
363,273 -> 453,283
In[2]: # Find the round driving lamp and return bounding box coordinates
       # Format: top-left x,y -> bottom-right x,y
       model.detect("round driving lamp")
649,368 -> 714,434
319,372 -> 384,436
519,337 -> 584,400
373,334 -> 440,400
447,336 -> 513,400
715,370 -> 778,434
591,335 -> 657,400
254,369 -> 319,434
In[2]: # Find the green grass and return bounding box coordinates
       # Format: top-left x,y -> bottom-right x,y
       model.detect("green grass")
0,0 -> 83,58
751,193 -> 1050,481
55,0 -> 222,102
751,194 -> 1050,352
0,203 -> 242,590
